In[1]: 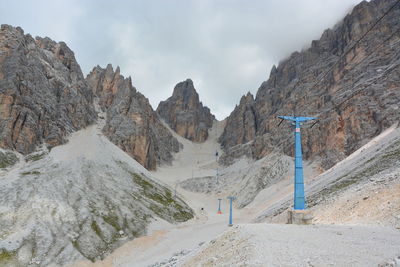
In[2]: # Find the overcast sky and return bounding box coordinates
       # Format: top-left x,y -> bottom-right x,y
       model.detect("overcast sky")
1,0 -> 361,120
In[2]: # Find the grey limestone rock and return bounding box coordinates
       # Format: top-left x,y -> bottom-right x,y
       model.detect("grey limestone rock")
219,92 -> 257,149
219,0 -> 400,169
86,65 -> 182,170
157,79 -> 215,142
0,24 -> 96,154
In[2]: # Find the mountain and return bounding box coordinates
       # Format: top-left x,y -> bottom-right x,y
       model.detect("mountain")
0,124 -> 193,266
254,124 -> 400,227
86,65 -> 181,170
219,0 -> 400,169
219,92 -> 257,152
1,0 -> 400,264
0,25 -> 96,154
157,79 -> 215,142
0,25 -> 194,266
0,24 -> 182,171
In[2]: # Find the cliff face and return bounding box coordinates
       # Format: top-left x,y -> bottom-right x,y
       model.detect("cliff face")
86,65 -> 181,170
0,24 -> 181,170
0,26 -> 192,266
157,79 -> 215,142
0,25 -> 96,154
220,92 -> 257,149
219,0 -> 400,168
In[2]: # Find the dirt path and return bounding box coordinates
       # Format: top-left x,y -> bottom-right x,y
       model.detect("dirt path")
70,123 -> 400,267
70,120 -> 239,267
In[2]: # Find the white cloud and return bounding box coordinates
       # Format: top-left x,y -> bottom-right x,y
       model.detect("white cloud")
0,0 -> 84,42
0,0 -> 361,119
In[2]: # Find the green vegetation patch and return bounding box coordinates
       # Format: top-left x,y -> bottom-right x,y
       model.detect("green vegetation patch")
102,214 -> 121,231
91,220 -> 103,239
149,204 -> 164,218
308,141 -> 400,208
171,206 -> 194,221
0,249 -> 16,264
381,145 -> 400,160
131,172 -> 154,191
0,151 -> 18,168
131,172 -> 173,204
71,239 -> 96,263
21,170 -> 41,176
131,172 -> 194,222
25,152 -> 47,162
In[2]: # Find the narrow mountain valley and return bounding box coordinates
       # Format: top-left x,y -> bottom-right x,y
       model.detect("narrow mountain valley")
0,0 -> 399,266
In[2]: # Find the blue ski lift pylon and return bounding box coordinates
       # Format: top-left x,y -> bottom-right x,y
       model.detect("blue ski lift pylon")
278,116 -> 317,210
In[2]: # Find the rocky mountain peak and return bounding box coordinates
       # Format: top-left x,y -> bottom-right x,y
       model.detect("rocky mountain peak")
269,65 -> 277,78
0,24 -> 96,154
170,79 -> 199,108
0,23 -> 182,172
240,92 -> 255,105
219,91 -> 256,150
219,0 -> 400,168
0,25 -> 193,266
86,64 -> 181,170
172,78 -> 194,93
157,79 -> 215,142
86,64 -> 133,110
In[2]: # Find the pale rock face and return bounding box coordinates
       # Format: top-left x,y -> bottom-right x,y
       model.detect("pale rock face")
219,0 -> 400,169
0,126 -> 193,266
0,24 -> 96,154
219,92 -> 257,149
0,24 -> 181,171
86,65 -> 182,170
0,25 -> 193,267
157,79 -> 215,143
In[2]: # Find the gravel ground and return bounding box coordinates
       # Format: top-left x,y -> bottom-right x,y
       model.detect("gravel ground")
182,223 -> 400,267
71,124 -> 400,267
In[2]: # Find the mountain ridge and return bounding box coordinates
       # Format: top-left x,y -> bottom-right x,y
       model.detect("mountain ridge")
0,0 -> 399,265
0,24 -> 96,154
219,0 -> 400,169
86,64 -> 182,170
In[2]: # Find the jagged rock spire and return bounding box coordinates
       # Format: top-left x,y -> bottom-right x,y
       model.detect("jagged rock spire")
86,64 -> 181,170
157,79 -> 215,142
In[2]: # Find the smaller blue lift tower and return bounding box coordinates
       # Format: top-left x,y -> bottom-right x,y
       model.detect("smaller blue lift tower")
278,116 -> 317,210
227,196 -> 236,226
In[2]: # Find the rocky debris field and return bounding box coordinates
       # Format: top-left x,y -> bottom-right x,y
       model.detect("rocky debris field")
255,124 -> 400,229
181,224 -> 400,267
0,122 -> 193,267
